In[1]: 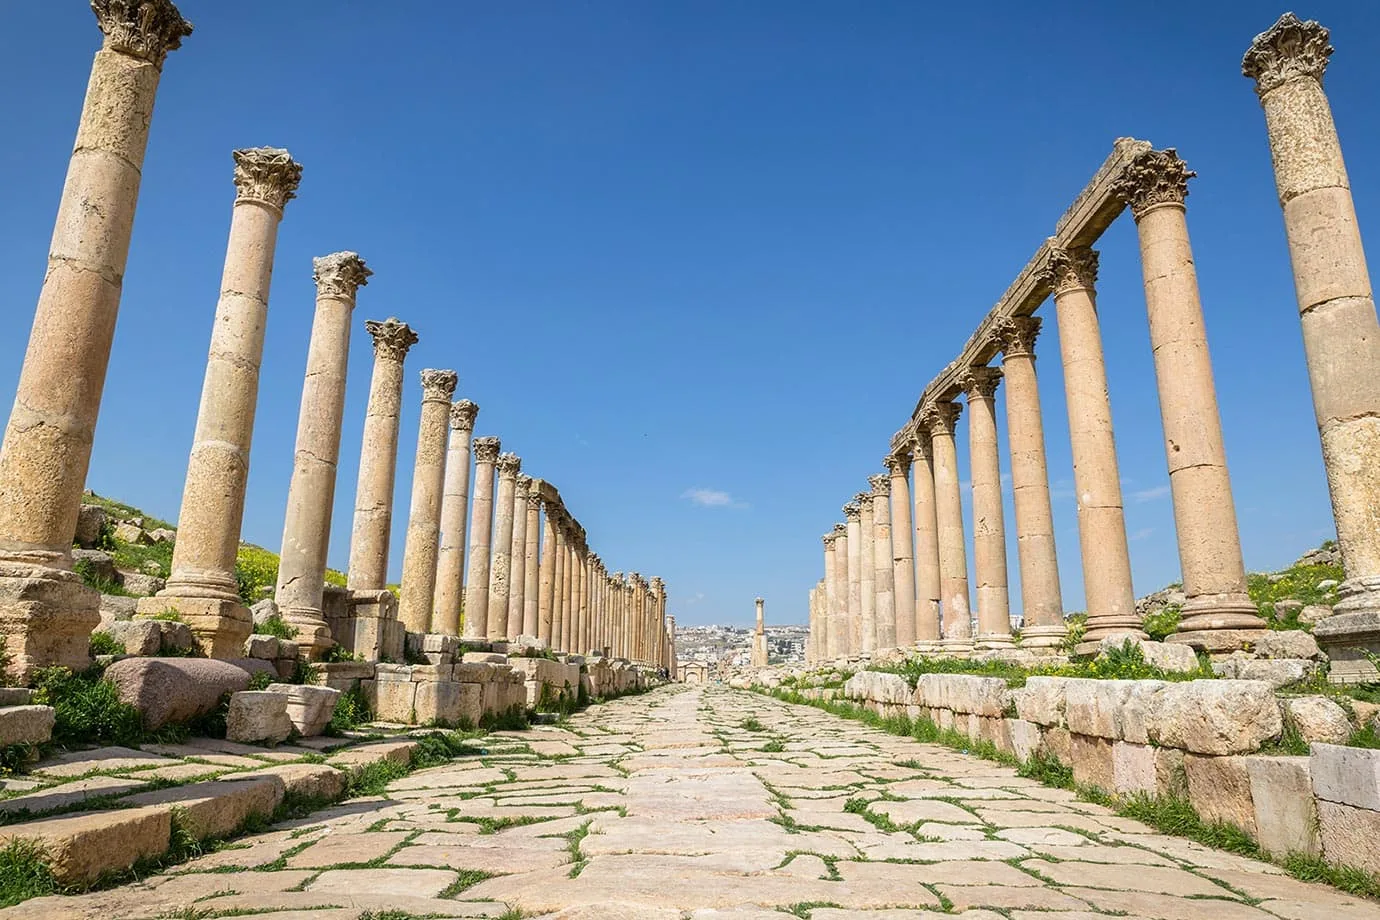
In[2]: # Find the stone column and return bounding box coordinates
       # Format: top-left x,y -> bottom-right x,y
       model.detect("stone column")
509,474 -> 531,638
1049,246 -> 1142,647
609,572 -> 624,657
885,452 -> 917,648
869,473 -> 897,650
995,316 -> 1065,648
488,453 -> 520,640
830,524 -> 849,657
0,1 -> 191,680
141,148 -> 300,658
923,402 -> 973,652
431,399 -> 478,634
273,253 -> 371,655
962,367 -> 1014,650
752,596 -> 767,667
912,435 -> 943,645
1245,15 -> 1380,634
552,522 -> 568,651
1113,149 -> 1265,649
462,437 -> 500,640
573,540 -> 589,652
844,502 -> 863,656
857,492 -> 877,654
821,533 -> 838,657
538,502 -> 557,644
667,614 -> 677,678
523,485 -> 542,637
397,370 -> 458,634
347,318 -> 419,591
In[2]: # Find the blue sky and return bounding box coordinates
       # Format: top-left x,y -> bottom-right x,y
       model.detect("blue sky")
2,2 -> 1377,629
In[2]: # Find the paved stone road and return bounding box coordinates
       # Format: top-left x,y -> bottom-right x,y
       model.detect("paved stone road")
12,686 -> 1378,919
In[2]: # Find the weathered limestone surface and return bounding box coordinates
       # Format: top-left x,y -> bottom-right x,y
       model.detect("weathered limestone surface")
432,399 -> 477,635
963,368 -> 1012,649
490,453 -> 520,640
464,437 -> 501,640
884,453 -> 916,647
397,370 -> 458,634
924,402 -> 971,650
868,473 -> 896,651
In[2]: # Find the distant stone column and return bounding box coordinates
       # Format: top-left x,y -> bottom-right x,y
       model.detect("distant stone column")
431,399 -> 478,634
561,539 -> 577,652
552,521 -> 568,651
274,253 -> 371,656
537,503 -> 557,645
1114,149 -> 1264,649
522,485 -> 542,637
821,532 -> 838,657
844,502 -> 863,655
1244,15 -> 1380,636
912,435 -> 943,645
667,615 -> 678,678
572,540 -> 589,652
885,452 -> 917,648
487,453 -> 520,640
1050,246 -> 1142,648
143,148 -> 301,658
857,492 -> 877,654
347,318 -> 419,592
397,369 -> 458,634
462,437 -> 501,640
0,1 -> 192,679
995,316 -> 1065,649
869,473 -> 897,651
609,572 -> 624,657
656,580 -> 669,667
509,474 -> 532,637
962,367 -> 1014,650
923,402 -> 973,652
830,524 -> 849,657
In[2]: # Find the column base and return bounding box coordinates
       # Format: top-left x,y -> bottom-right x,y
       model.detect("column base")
1166,592 -> 1267,653
136,595 -> 252,660
938,637 -> 974,657
278,604 -> 335,660
0,562 -> 100,684
1080,613 -> 1145,654
974,632 -> 1017,651
1018,623 -> 1067,649
1314,580 -> 1380,683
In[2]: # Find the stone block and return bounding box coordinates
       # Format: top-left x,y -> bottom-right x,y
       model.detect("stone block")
1184,754 -> 1256,837
454,662 -> 495,683
1145,678 -> 1282,755
106,618 -> 162,656
117,572 -> 165,597
0,704 -> 55,746
1315,611 -> 1380,683
126,775 -> 285,842
134,595 -> 252,660
1310,742 -> 1380,809
1097,634 -> 1198,673
99,593 -> 138,623
72,549 -> 116,583
1245,755 -> 1320,858
1318,800 -> 1380,875
0,805 -> 170,884
1041,726 -> 1072,764
0,688 -> 31,706
1111,741 -> 1157,796
74,504 -> 109,548
414,680 -> 464,726
408,664 -> 451,682
1069,733 -> 1115,791
0,564 -> 101,684
226,691 -> 294,744
1284,696 -> 1352,744
157,620 -> 196,654
463,651 -> 509,665
1212,656 -> 1314,687
371,677 -> 418,723
1064,678 -> 1135,739
1014,676 -> 1066,726
914,673 -> 1007,715
1255,630 -> 1321,660
245,634 -> 281,659
105,657 -> 254,731
239,762 -> 346,802
1120,680 -> 1166,744
1007,719 -> 1042,762
264,683 -> 339,736
112,522 -> 146,544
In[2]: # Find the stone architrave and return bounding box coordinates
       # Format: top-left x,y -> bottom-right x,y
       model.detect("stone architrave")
923,402 -> 973,652
1113,149 -> 1265,649
885,452 -> 917,648
857,492 -> 877,654
830,523 -> 849,658
141,148 -> 300,658
963,367 -> 1014,650
346,318 -> 419,591
1048,245 -> 1143,648
844,502 -> 863,655
995,316 -> 1065,648
431,399 -> 477,634
1245,15 -> 1380,629
488,452 -> 520,640
522,484 -> 542,637
396,369 -> 458,634
509,474 -> 532,638
0,1 -> 191,680
821,533 -> 838,657
537,502 -> 557,643
274,252 -> 372,655
462,436 -> 501,640
912,435 -> 943,645
869,473 -> 897,651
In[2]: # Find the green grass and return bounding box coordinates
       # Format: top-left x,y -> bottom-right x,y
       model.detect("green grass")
327,687 -> 373,735
31,666 -> 144,748
437,869 -> 497,897
0,839 -> 57,907
739,717 -> 766,732
253,613 -> 297,640
87,631 -> 124,657
758,738 -> 786,753
72,559 -> 134,597
1143,603 -> 1182,641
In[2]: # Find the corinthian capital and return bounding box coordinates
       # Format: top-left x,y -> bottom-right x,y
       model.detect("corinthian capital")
832,522 -> 847,538
1112,149 -> 1195,219
855,491 -> 874,510
516,474 -> 532,494
313,252 -> 372,300
1047,246 -> 1099,296
1242,13 -> 1332,96
961,365 -> 1003,400
995,315 -> 1042,358
868,473 -> 891,496
92,0 -> 192,69
920,401 -> 962,438
232,148 -> 302,212
843,502 -> 861,522
365,317 -> 418,363
525,488 -> 543,509
823,532 -> 838,547
473,436 -> 502,463
448,398 -> 478,431
883,451 -> 911,476
497,452 -> 522,477
420,368 -> 458,402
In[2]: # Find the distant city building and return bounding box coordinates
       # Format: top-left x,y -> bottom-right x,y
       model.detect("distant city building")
674,622 -> 808,670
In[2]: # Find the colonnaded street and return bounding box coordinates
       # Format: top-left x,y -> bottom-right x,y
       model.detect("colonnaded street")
8,686 -> 1375,920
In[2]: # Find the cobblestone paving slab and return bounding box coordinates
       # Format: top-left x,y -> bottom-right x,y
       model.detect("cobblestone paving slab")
8,686 -> 1377,918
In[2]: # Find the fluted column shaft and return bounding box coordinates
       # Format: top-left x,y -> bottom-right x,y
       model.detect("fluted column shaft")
913,439 -> 943,643
538,507 -> 557,645
924,403 -> 972,647
432,401 -> 477,633
488,454 -> 520,640
462,437 -> 500,639
870,475 -> 897,650
398,370 -> 459,633
276,253 -> 371,654
885,455 -> 917,647
964,368 -> 1013,648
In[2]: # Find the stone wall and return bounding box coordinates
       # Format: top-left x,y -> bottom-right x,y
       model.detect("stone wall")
837,671 -> 1380,876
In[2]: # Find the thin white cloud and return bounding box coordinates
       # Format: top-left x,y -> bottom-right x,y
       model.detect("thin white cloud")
681,488 -> 748,509
1129,527 -> 1156,542
1132,484 -> 1171,503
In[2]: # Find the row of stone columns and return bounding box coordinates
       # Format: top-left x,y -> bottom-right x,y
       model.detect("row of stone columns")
811,13 -> 1379,664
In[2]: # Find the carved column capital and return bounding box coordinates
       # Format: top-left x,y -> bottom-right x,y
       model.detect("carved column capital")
313,251 -> 372,300
843,502 -> 862,523
525,488 -> 543,509
920,401 -> 962,438
1112,149 -> 1196,219
868,473 -> 891,496
365,317 -> 418,363
854,491 -> 874,510
823,532 -> 838,547
1242,13 -> 1332,96
448,398 -> 478,431
995,315 -> 1042,358
515,474 -> 532,495
961,365 -> 1003,401
883,451 -> 911,475
472,436 -> 502,464
1047,246 -> 1100,296
832,522 -> 848,538
92,0 -> 193,69
232,148 -> 302,213
496,452 -> 521,478
911,432 -> 933,462
419,369 -> 457,403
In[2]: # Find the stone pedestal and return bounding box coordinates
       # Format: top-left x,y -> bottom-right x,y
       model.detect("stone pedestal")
488,453 -> 520,640
275,252 -> 371,656
397,370 -> 458,634
329,589 -> 404,663
964,368 -> 1014,650
924,402 -> 973,653
0,2 -> 191,680
432,400 -> 477,635
885,453 -> 917,648
462,436 -> 500,639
